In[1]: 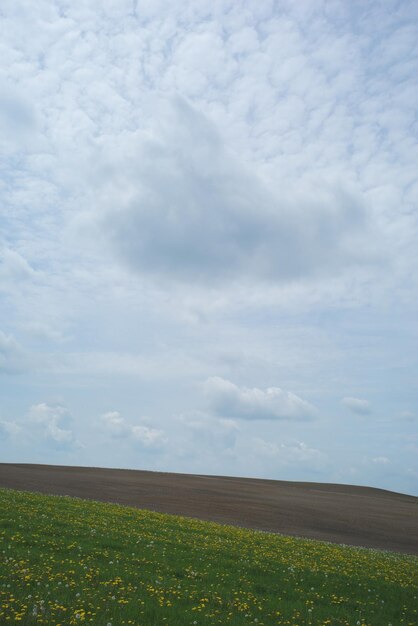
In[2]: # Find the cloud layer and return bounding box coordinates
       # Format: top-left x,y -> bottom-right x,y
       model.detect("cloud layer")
0,0 -> 417,494
100,97 -> 368,286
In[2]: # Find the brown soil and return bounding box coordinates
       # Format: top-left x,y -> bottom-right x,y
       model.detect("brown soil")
1,463 -> 417,555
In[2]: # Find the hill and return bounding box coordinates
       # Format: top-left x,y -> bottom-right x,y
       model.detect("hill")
1,463 -> 417,555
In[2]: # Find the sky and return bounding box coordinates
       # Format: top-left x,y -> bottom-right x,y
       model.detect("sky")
1,0 -> 417,495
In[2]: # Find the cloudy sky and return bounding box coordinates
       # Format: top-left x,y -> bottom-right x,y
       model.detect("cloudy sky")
1,0 -> 417,495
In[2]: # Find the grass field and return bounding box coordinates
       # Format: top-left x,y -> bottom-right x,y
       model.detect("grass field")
0,488 -> 417,625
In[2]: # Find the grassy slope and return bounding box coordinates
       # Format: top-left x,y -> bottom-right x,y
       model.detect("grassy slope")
0,488 -> 417,626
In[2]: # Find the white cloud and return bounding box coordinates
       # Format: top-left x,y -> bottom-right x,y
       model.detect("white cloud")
0,419 -> 21,439
341,396 -> 372,415
0,332 -> 26,374
399,410 -> 415,422
20,321 -> 69,344
28,403 -> 75,446
204,376 -> 316,421
101,411 -> 166,448
253,438 -> 326,469
181,411 -> 239,450
0,247 -> 38,283
372,456 -> 390,465
0,83 -> 38,152
131,425 -> 166,448
101,411 -> 129,437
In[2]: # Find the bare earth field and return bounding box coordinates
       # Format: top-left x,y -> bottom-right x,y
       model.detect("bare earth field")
0,463 -> 417,555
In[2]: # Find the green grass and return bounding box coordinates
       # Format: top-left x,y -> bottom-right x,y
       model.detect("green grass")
0,488 -> 417,625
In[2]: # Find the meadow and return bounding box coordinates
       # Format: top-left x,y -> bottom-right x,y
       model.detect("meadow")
0,488 -> 416,626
